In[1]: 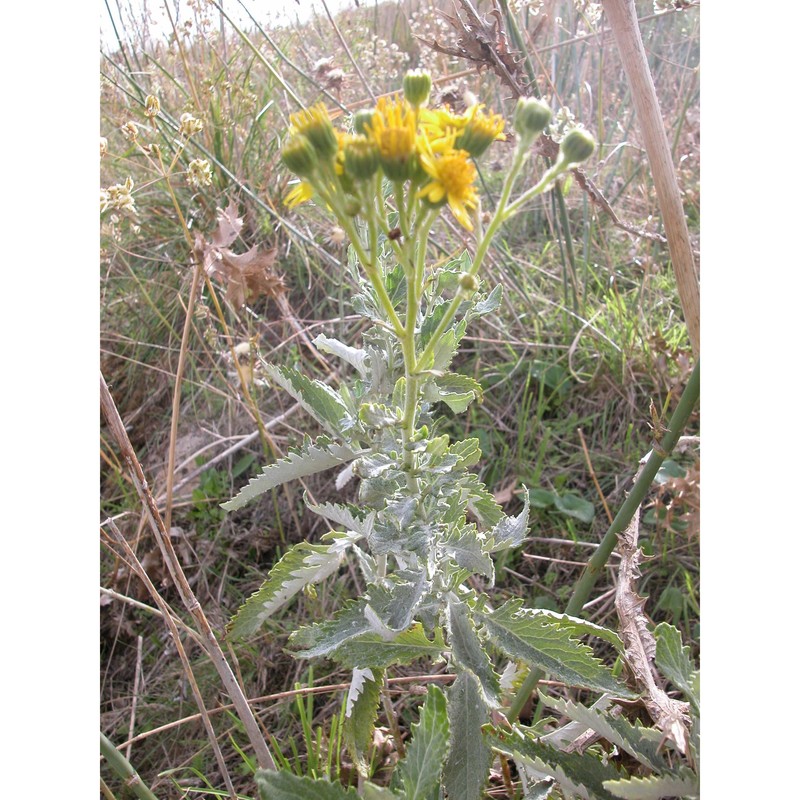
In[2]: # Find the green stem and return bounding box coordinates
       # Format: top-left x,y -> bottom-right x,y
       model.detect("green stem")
507,359 -> 700,721
100,733 -> 160,800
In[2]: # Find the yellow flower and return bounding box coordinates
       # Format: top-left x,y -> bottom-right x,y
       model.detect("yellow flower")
419,106 -> 468,153
284,180 -> 315,208
418,146 -> 478,231
365,95 -> 418,181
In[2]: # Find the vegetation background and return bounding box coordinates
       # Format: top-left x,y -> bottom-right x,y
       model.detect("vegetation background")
4,1 -> 799,798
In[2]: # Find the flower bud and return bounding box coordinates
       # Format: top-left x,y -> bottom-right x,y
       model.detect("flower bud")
281,134 -> 318,177
343,197 -> 361,217
352,108 -> 375,136
458,272 -> 479,293
289,103 -> 338,160
513,96 -> 551,140
559,128 -> 595,164
343,136 -> 380,181
403,69 -> 432,108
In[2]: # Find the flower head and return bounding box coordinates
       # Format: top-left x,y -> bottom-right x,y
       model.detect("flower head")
456,104 -> 506,158
418,145 -> 478,231
365,95 -> 418,181
281,133 -> 319,177
187,158 -> 213,188
179,112 -> 204,137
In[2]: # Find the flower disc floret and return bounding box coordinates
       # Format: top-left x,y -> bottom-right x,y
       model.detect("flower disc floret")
289,103 -> 338,161
418,147 -> 479,231
366,95 -> 418,181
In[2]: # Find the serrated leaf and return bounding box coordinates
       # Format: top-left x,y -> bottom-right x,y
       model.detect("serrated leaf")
486,725 -> 623,800
326,624 -> 446,669
344,667 -> 384,776
305,497 -> 376,538
489,491 -> 530,551
222,437 -> 359,511
441,527 -> 495,581
313,333 -> 369,376
654,623 -> 699,711
227,533 -> 357,639
478,600 -> 636,698
603,768 -> 699,800
538,692 -> 669,772
289,599 -> 375,659
362,785 -> 400,800
446,596 -> 501,704
443,671 -> 492,800
461,473 -> 504,528
553,493 -> 595,524
255,770 -> 360,800
449,437 -> 482,467
395,685 -> 449,800
265,363 -> 351,435
471,283 -> 503,316
427,373 -> 484,413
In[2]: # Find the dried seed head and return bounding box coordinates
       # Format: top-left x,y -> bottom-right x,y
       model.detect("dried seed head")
179,112 -> 204,137
144,94 -> 160,118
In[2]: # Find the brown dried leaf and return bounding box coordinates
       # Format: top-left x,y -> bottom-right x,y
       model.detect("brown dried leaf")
212,200 -> 243,249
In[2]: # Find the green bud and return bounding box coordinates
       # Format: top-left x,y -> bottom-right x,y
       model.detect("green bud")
352,108 -> 375,136
281,134 -> 318,177
458,272 -> 479,294
343,196 -> 361,217
559,128 -> 596,164
513,96 -> 551,140
343,136 -> 380,181
403,69 -> 432,108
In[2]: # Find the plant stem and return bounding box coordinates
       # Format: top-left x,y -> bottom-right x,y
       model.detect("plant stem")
100,732 -> 160,800
507,359 -> 700,721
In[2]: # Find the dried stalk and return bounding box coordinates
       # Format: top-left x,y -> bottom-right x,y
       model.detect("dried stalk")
100,372 -> 277,772
601,0 -> 700,353
615,506 -> 691,752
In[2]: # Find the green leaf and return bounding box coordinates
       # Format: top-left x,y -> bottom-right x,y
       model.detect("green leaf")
362,785 -> 401,800
449,437 -> 482,468
326,623 -> 446,669
441,526 -> 494,581
427,373 -> 484,413
538,692 -> 669,772
305,497 -> 376,538
486,725 -> 623,800
603,769 -> 699,799
227,532 -> 358,640
395,685 -> 449,800
478,600 -> 636,698
289,599 -> 374,659
654,459 -> 685,484
443,671 -> 492,800
489,491 -> 530,551
265,363 -> 351,434
222,437 -> 359,511
255,770 -> 360,800
528,488 -> 556,509
471,283 -> 503,317
446,596 -> 501,704
343,667 -> 384,776
313,333 -> 369,376
654,623 -> 699,711
553,493 -> 595,524
461,473 -> 504,528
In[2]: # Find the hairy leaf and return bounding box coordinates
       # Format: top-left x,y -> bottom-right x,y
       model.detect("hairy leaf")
461,472 -> 504,528
313,333 -> 369,376
488,491 -> 530,551
486,725 -> 623,800
478,600 -> 636,698
327,624 -> 446,669
538,692 -> 669,772
304,497 -> 376,538
222,437 -> 358,511
443,671 -> 492,800
344,667 -> 384,776
255,770 -> 360,800
227,533 -> 358,639
395,685 -> 449,800
654,623 -> 699,711
441,526 -> 494,581
446,597 -> 501,704
264,363 -> 351,435
603,769 -> 699,799
289,599 -> 375,659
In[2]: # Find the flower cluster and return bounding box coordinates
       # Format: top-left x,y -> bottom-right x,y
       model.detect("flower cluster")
280,71 -> 507,232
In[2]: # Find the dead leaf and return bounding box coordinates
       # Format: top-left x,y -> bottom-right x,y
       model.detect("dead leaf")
196,201 -> 285,308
